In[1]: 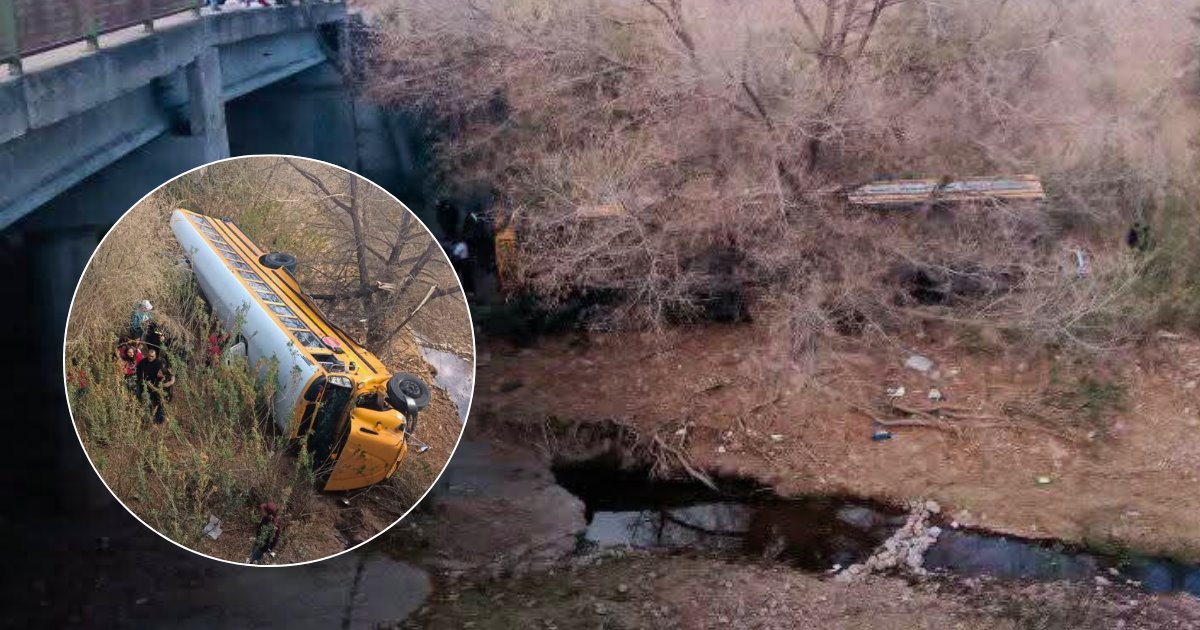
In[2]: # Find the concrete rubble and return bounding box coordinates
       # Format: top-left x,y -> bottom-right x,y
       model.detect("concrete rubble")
835,500 -> 942,582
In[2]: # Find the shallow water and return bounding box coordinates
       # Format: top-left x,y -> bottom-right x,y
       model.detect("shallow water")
122,548 -> 429,629
556,459 -> 1200,595
415,342 -> 473,423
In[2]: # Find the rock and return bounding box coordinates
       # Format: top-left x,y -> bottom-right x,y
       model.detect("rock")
617,584 -> 629,594
924,500 -> 941,514
904,355 -> 934,373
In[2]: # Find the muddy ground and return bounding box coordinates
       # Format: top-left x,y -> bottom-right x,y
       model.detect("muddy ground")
383,424 -> 1200,630
406,554 -> 1200,630
474,323 -> 1200,563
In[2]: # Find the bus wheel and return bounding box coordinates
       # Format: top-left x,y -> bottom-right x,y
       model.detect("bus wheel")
260,252 -> 298,274
387,372 -> 431,412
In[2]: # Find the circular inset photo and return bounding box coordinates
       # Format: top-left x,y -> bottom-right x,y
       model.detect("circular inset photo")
63,155 -> 475,566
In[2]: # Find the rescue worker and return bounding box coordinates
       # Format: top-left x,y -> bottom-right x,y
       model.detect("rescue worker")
136,347 -> 174,424
130,300 -> 153,340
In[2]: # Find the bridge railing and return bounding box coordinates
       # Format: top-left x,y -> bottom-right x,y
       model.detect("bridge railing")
1,0 -> 200,72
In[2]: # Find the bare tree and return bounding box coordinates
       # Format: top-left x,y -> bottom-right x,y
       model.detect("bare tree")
283,158 -> 462,348
368,0 -> 1198,346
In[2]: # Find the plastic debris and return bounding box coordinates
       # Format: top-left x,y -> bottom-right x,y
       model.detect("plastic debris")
770,434 -> 784,442
1035,475 -> 1053,485
871,430 -> 893,441
904,355 -> 934,373
927,388 -> 944,402
887,386 -> 906,398
202,515 -> 222,540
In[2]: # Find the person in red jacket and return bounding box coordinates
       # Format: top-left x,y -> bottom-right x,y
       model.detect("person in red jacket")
116,339 -> 144,388
248,501 -> 283,564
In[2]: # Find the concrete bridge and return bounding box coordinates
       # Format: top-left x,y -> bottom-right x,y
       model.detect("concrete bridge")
0,1 -> 383,515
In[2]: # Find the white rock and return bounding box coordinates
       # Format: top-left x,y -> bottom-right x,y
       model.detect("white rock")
904,355 -> 934,373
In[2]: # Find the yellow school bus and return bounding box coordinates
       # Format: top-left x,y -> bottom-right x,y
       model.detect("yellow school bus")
170,209 -> 431,491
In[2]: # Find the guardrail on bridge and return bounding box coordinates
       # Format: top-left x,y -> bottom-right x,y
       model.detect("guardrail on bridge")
0,1 -> 200,73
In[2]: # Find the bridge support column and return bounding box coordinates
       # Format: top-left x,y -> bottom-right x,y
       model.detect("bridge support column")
28,226 -> 112,512
187,47 -> 230,163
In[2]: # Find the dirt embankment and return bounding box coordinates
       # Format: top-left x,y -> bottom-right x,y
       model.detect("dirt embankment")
474,323 -> 1200,562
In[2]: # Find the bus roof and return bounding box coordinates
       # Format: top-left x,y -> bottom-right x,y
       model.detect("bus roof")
176,209 -> 389,379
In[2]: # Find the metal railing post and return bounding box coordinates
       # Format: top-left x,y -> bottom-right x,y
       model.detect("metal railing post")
80,0 -> 100,52
142,0 -> 156,33
0,0 -> 20,75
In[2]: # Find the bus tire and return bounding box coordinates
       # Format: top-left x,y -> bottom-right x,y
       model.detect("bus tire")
387,372 -> 431,412
260,252 -> 298,274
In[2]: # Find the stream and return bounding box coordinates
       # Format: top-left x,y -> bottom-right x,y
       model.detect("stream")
555,457 -> 1200,596
412,334 -> 473,424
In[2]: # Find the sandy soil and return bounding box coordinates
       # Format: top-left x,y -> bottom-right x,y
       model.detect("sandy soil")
474,323 -> 1200,562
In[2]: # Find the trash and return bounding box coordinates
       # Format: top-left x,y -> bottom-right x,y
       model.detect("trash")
1035,475 -> 1052,485
202,515 -> 222,540
904,355 -> 934,373
886,386 -> 906,398
769,434 -> 784,442
927,388 -> 944,402
716,445 -> 727,454
1071,247 -> 1091,278
871,430 -> 893,441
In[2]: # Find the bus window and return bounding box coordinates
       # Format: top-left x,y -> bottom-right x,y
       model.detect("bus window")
231,260 -> 253,272
248,280 -> 271,292
294,331 -> 325,349
304,376 -> 326,401
239,270 -> 263,282
268,304 -> 296,317
256,291 -> 283,304
280,317 -> 305,329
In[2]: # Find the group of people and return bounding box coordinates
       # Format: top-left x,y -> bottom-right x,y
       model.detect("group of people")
122,300 -> 284,562
205,0 -> 290,11
118,300 -> 176,425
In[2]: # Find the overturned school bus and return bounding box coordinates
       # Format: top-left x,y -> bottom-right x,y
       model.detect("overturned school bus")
170,209 -> 432,492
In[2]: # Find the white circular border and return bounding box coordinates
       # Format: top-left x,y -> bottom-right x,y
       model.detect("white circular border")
61,154 -> 478,568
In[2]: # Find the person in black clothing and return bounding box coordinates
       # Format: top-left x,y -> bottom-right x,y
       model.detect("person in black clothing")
437,199 -> 477,295
135,347 -> 174,424
144,322 -> 165,351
